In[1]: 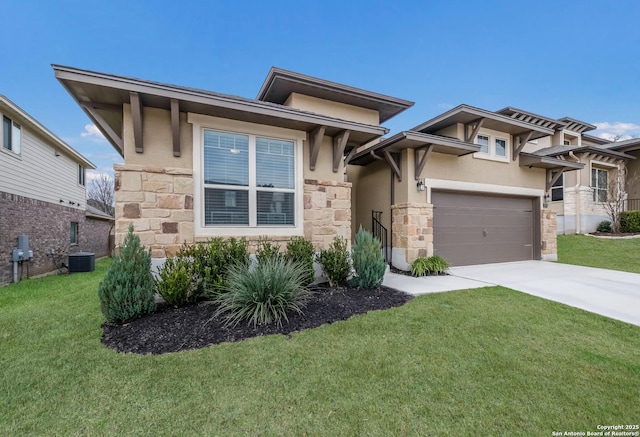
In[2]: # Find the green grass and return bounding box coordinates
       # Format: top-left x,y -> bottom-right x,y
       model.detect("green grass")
558,234 -> 640,273
1,258 -> 639,435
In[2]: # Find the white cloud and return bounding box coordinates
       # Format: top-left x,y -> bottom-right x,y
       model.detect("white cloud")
593,121 -> 640,141
80,124 -> 106,141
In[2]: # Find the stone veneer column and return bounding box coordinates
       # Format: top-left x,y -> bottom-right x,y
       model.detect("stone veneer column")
391,202 -> 433,269
541,209 -> 558,261
114,164 -> 194,258
303,179 -> 351,250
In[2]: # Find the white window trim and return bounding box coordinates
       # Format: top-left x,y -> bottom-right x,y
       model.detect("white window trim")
590,160 -> 617,203
189,113 -> 306,238
1,113 -> 22,156
473,133 -> 510,162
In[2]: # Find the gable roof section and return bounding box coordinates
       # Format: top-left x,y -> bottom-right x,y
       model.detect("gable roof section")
256,67 -> 414,124
412,104 -> 555,140
349,131 -> 480,166
53,65 -> 389,157
557,117 -> 596,133
495,107 -> 567,131
602,137 -> 640,152
86,204 -> 114,220
0,94 -> 95,168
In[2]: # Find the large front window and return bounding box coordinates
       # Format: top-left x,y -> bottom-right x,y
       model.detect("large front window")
592,167 -> 608,202
203,129 -> 295,227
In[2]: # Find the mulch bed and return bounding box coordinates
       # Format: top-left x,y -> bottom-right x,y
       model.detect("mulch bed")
590,232 -> 640,237
101,284 -> 413,355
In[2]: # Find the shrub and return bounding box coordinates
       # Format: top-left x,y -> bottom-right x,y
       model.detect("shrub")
285,236 -> 316,286
214,257 -> 311,327
255,236 -> 282,264
597,220 -> 612,233
351,227 -> 386,289
620,211 -> 640,233
411,255 -> 450,277
316,236 -> 351,287
155,255 -> 199,307
98,224 -> 156,323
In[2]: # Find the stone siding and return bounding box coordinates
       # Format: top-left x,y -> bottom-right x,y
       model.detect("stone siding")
391,202 -> 433,266
114,164 -> 194,258
303,179 -> 352,250
541,209 -> 558,261
0,191 -> 112,286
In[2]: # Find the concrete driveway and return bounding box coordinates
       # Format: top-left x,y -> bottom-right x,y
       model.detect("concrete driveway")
383,261 -> 640,327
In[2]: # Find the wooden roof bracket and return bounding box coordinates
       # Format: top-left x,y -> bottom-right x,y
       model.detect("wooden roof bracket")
546,168 -> 567,192
130,92 -> 144,153
80,102 -> 124,154
414,144 -> 433,180
170,99 -> 181,157
513,131 -> 533,161
332,130 -> 350,172
343,142 -> 358,167
383,150 -> 402,181
308,126 -> 326,171
464,117 -> 485,142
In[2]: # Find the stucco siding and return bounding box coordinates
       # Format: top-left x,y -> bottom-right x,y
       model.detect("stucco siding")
283,93 -> 380,125
0,122 -> 86,208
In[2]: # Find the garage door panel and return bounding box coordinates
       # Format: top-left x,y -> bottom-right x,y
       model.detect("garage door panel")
432,191 -> 536,266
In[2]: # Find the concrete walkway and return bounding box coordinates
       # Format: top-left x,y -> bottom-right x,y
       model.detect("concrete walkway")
383,261 -> 640,327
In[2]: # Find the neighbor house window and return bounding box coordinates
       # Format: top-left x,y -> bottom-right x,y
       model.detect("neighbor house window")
592,167 -> 608,202
551,173 -> 564,201
78,165 -> 85,186
70,222 -> 79,245
203,129 -> 295,227
476,135 -> 489,154
2,115 -> 21,154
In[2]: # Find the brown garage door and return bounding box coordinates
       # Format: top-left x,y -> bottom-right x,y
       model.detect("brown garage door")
432,191 -> 537,266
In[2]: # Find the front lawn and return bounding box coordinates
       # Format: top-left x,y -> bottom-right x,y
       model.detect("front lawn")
558,234 -> 640,273
1,259 -> 638,435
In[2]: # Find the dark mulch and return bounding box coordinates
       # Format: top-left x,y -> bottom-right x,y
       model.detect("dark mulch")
590,232 -> 640,237
101,285 -> 413,355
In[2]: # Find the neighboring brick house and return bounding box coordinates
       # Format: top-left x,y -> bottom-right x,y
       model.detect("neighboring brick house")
0,95 -> 113,285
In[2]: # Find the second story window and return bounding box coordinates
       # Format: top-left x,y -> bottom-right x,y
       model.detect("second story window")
78,164 -> 85,186
475,134 -> 509,160
476,135 -> 489,153
2,115 -> 21,154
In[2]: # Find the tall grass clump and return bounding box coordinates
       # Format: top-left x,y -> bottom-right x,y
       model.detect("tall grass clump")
98,224 -> 156,323
214,257 -> 311,327
351,227 -> 386,289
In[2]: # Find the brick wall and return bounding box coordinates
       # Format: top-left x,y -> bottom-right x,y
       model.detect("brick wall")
0,191 -> 113,285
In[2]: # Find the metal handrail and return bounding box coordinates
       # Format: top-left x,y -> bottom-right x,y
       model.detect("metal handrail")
372,210 -> 389,264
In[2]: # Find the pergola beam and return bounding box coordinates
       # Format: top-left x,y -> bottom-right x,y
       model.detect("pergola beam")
414,144 -> 433,180
513,131 -> 533,161
464,117 -> 485,142
170,99 -> 181,157
308,126 -> 326,171
130,92 -> 144,153
332,130 -> 350,172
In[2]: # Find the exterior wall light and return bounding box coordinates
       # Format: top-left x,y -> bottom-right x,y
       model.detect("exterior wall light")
417,180 -> 426,191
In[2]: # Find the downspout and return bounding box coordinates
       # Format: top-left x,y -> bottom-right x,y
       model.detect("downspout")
390,167 -> 395,264
569,151 -> 581,234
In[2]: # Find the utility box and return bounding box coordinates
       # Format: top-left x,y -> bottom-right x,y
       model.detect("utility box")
68,252 -> 95,273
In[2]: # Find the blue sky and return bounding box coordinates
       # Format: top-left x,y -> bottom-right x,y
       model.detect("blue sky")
2,0 -> 640,179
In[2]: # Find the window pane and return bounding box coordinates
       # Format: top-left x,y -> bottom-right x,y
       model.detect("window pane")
12,122 -> 20,154
204,188 -> 248,225
591,168 -> 597,187
70,223 -> 78,244
256,137 -> 295,189
2,116 -> 10,150
257,191 -> 294,225
476,135 -> 489,154
598,169 -> 607,189
203,130 -> 249,186
495,139 -> 506,156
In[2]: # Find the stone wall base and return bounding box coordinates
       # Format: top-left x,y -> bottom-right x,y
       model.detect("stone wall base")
391,202 -> 433,270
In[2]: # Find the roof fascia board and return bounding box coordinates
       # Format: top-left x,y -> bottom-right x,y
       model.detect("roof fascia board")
0,94 -> 95,168
519,153 -> 585,170
412,104 -> 555,136
54,66 -> 387,137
